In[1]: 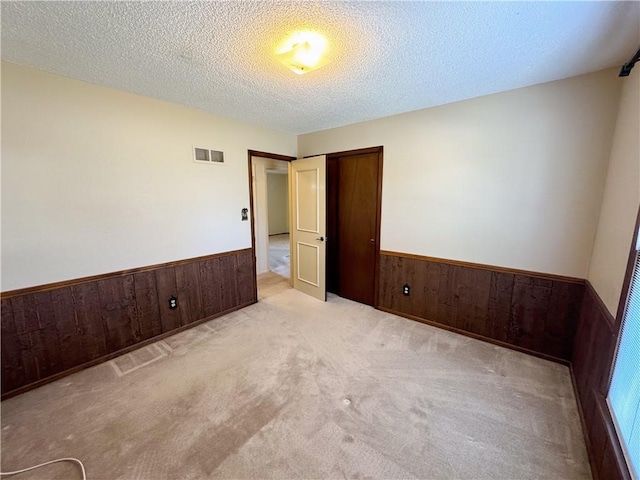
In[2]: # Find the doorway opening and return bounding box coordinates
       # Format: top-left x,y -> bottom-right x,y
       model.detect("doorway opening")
266,169 -> 290,277
248,151 -> 295,300
247,147 -> 383,307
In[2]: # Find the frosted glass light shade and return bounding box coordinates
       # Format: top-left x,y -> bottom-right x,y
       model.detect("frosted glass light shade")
276,31 -> 328,75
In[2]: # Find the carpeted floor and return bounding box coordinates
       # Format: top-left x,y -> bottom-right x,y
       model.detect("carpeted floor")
0,275 -> 591,479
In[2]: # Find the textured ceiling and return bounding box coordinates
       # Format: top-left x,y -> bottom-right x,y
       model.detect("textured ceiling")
2,1 -> 639,134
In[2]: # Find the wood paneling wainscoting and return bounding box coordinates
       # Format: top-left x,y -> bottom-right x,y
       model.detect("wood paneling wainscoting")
1,248 -> 256,400
571,282 -> 631,480
378,251 -> 585,363
378,250 -> 633,478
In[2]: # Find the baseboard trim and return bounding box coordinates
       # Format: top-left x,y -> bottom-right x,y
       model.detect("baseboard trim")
377,305 -> 569,366
569,365 -> 597,478
1,299 -> 256,401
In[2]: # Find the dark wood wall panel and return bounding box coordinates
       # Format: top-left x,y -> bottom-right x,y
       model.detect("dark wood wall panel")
571,282 -> 631,480
1,248 -> 256,400
175,262 -> 203,326
1,298 -> 28,392
199,258 -> 223,318
134,271 -> 164,339
236,249 -> 255,306
487,271 -> 514,342
97,275 -> 140,352
153,267 -> 180,332
9,292 -> 65,382
51,287 -> 82,370
378,252 -> 584,362
71,282 -> 108,363
218,255 -> 239,312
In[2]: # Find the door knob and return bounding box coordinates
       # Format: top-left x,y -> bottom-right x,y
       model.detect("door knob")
316,236 -> 325,242
370,238 -> 375,243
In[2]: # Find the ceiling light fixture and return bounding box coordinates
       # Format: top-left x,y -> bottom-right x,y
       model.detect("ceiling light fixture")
276,31 -> 328,75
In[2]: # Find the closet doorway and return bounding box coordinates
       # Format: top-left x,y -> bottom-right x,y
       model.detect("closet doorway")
327,146 -> 383,306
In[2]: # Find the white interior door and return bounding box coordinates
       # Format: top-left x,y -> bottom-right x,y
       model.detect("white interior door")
290,155 -> 326,301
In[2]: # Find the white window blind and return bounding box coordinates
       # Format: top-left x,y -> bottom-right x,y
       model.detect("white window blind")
609,240 -> 640,479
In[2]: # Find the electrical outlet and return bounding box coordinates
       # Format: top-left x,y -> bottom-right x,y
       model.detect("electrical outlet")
169,296 -> 178,310
403,284 -> 410,296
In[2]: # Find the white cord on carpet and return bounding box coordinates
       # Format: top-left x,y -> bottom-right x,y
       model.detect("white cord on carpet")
0,457 -> 86,480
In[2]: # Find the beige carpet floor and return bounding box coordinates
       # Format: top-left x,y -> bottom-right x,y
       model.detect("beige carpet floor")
0,274 -> 590,479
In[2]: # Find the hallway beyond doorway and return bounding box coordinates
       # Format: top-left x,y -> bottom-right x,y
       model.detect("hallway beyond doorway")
269,233 -> 290,278
257,233 -> 291,301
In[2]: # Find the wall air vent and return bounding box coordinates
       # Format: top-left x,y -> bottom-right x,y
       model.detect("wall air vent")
193,147 -> 225,165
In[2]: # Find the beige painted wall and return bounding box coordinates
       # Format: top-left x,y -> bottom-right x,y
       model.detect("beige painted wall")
1,62 -> 297,291
267,172 -> 289,235
588,67 -> 640,315
2,62 -> 630,291
298,69 -> 622,278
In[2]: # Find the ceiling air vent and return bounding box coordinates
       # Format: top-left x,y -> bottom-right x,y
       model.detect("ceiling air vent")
193,147 -> 225,165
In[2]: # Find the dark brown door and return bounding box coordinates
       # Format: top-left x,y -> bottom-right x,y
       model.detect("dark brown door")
327,147 -> 382,306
